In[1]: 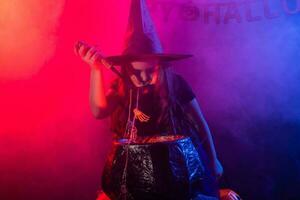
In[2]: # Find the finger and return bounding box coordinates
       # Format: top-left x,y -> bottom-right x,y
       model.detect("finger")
139,116 -> 146,122
142,116 -> 150,121
231,194 -> 239,200
85,47 -> 98,60
93,46 -> 105,61
75,41 -> 86,55
141,115 -> 150,121
90,52 -> 98,64
82,47 -> 95,62
90,52 -> 101,65
74,41 -> 81,52
78,44 -> 90,58
229,192 -> 239,200
78,45 -> 85,57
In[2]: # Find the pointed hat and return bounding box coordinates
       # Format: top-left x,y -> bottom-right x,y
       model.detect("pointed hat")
105,0 -> 192,65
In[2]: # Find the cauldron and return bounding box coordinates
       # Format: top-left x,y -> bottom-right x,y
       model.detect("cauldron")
102,135 -> 205,200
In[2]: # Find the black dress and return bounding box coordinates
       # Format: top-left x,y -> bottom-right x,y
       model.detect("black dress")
101,74 -> 218,200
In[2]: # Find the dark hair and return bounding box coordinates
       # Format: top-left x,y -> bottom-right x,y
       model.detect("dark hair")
110,61 -> 177,137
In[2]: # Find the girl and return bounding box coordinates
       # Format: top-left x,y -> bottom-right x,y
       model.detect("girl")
75,41 -> 223,200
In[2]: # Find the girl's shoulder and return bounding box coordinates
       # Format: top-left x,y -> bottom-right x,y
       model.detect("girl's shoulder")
170,73 -> 196,105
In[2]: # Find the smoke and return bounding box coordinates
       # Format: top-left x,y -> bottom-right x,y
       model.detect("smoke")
148,0 -> 300,199
0,0 -> 65,80
0,0 -> 299,199
149,0 -> 300,131
0,1 -> 130,199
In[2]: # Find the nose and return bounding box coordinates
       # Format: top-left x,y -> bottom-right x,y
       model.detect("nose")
140,71 -> 150,83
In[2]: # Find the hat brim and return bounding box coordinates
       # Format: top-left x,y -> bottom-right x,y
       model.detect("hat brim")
105,54 -> 192,65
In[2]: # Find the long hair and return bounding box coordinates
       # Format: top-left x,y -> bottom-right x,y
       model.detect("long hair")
110,62 -> 177,137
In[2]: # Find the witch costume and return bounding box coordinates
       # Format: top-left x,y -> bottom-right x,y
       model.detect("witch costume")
97,0 -> 219,199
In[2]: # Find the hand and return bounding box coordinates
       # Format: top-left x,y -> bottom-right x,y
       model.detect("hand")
74,41 -> 112,69
219,189 -> 241,200
211,158 -> 223,179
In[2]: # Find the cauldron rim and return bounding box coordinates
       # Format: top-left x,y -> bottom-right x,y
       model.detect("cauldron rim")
114,135 -> 189,145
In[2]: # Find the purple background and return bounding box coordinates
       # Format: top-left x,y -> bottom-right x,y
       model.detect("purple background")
150,0 -> 300,199
0,0 -> 299,200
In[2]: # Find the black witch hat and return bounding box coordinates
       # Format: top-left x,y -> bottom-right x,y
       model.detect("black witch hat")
105,0 -> 192,65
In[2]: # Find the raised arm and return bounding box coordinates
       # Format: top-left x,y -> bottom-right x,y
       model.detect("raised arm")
75,41 -> 119,119
89,67 -> 108,118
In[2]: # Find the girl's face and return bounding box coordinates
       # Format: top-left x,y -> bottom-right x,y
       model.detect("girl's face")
128,59 -> 159,87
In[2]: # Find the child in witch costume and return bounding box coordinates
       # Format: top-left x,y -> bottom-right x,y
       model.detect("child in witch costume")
75,0 -> 223,199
